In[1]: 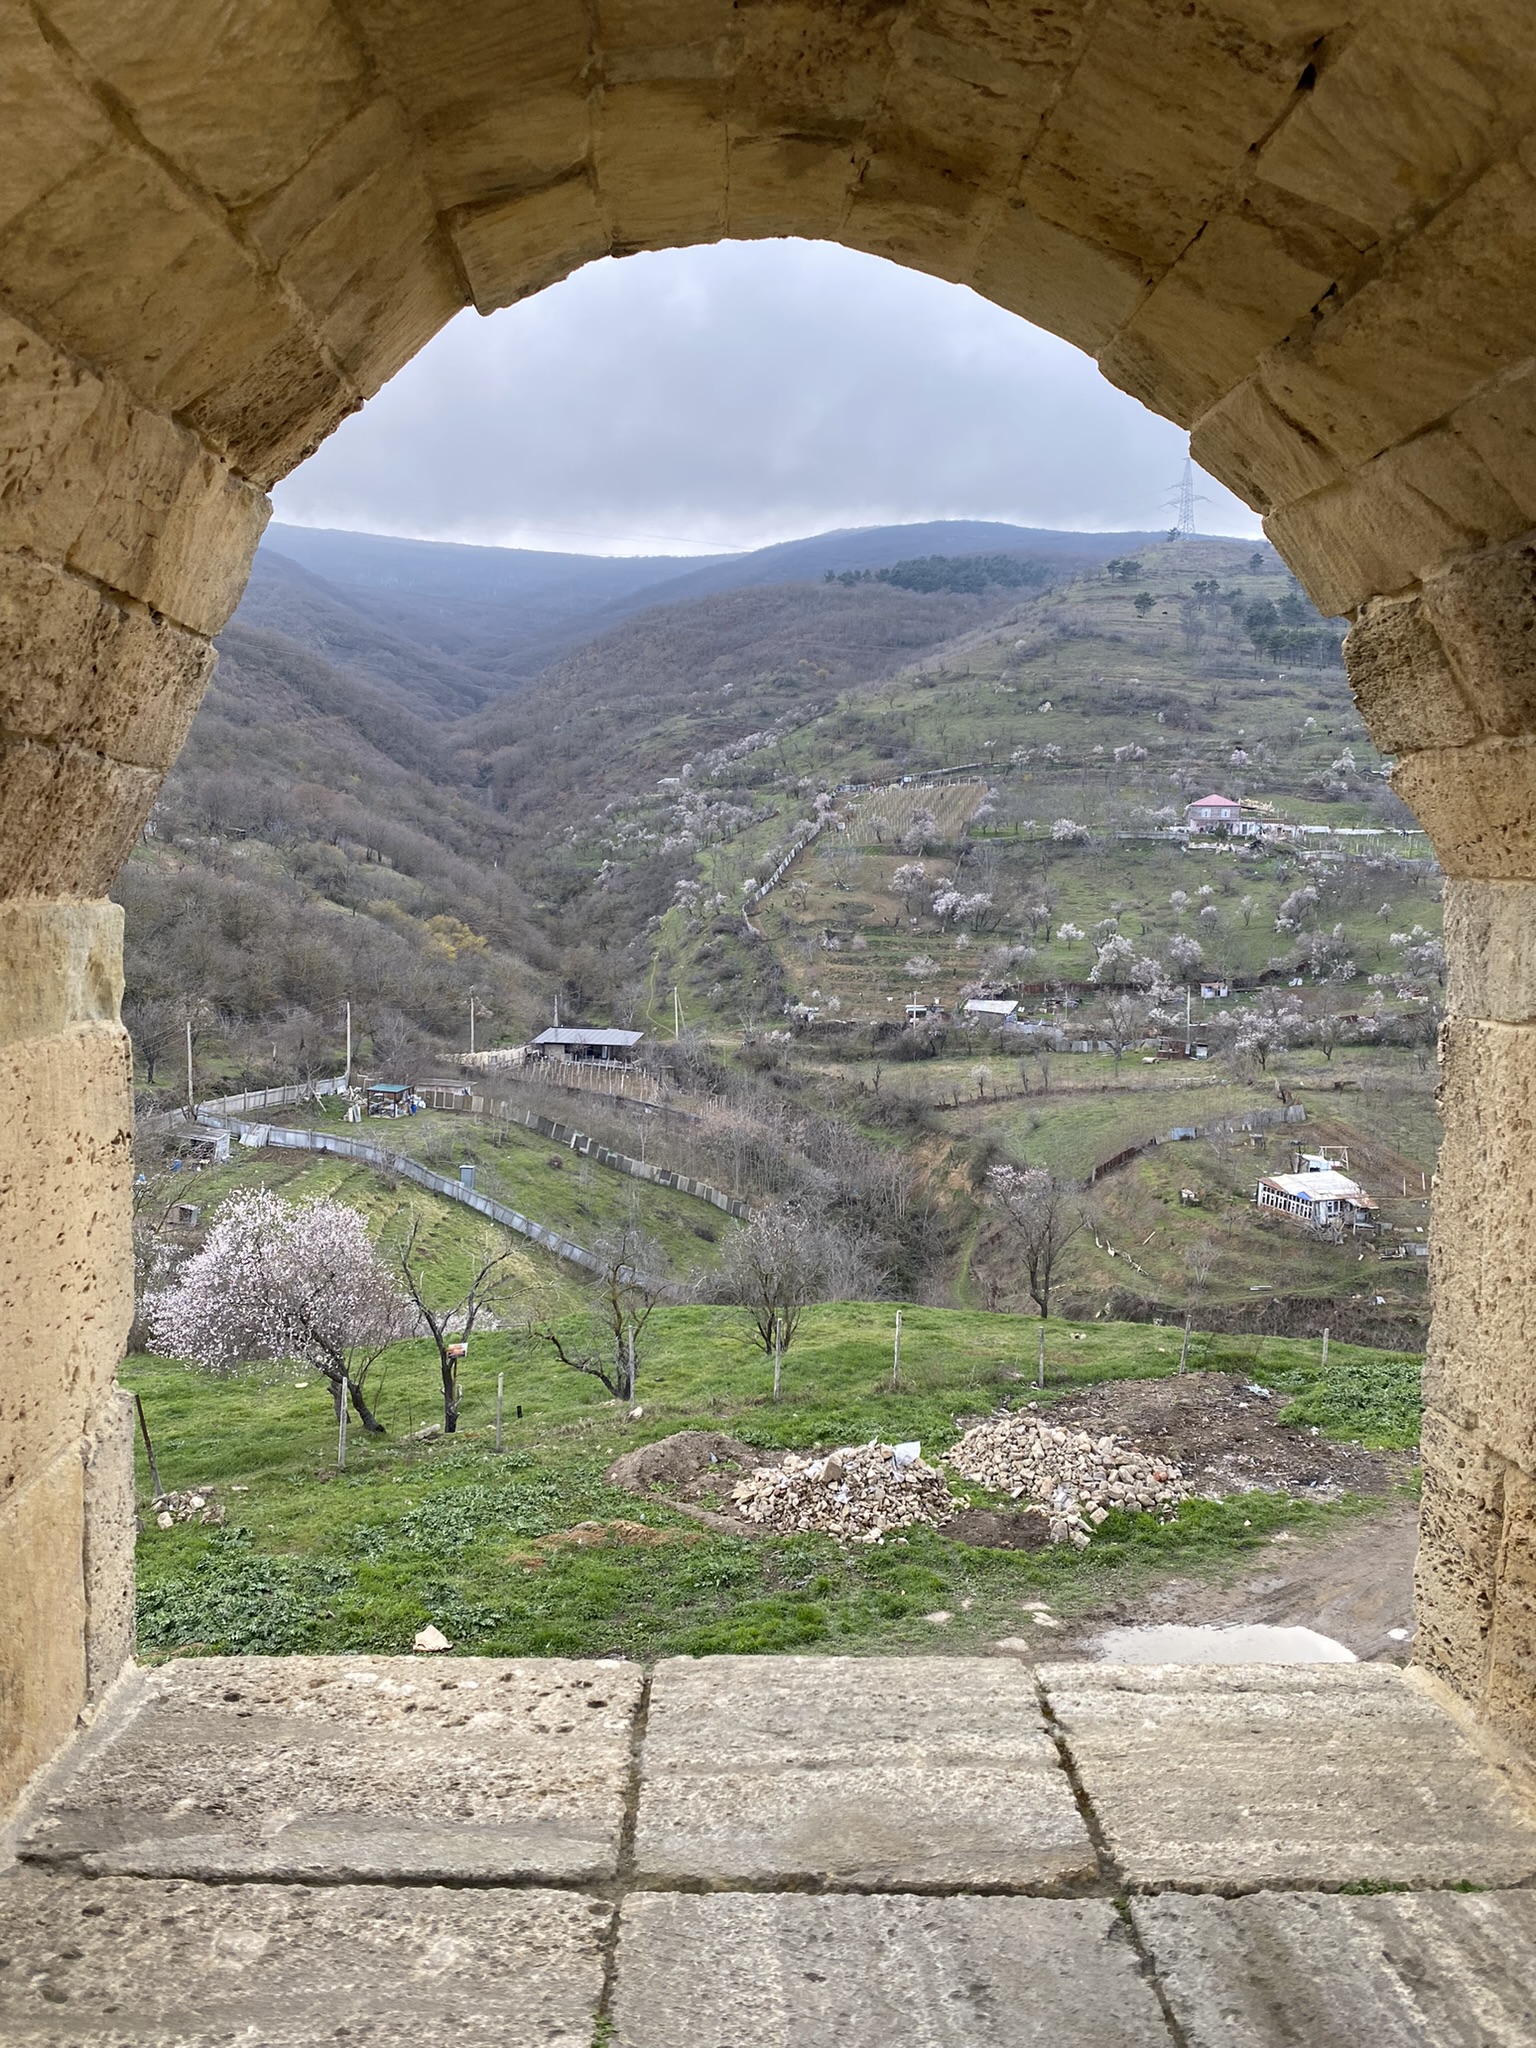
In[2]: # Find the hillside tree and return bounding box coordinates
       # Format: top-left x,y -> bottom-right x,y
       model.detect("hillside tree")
718,1206 -> 872,1400
148,1190 -> 409,1432
987,1165 -> 1084,1322
398,1219 -> 522,1433
527,1224 -> 668,1403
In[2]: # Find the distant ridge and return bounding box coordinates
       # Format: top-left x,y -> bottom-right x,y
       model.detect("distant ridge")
252,519 -> 1210,687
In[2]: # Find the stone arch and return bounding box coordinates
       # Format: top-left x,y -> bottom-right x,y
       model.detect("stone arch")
5,1 -> 1536,1803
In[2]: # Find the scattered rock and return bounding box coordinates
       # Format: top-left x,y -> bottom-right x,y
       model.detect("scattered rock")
991,1637 -> 1035,1656
923,1610 -> 953,1625
147,1489 -> 225,1529
731,1440 -> 952,1543
413,1625 -> 452,1653
947,1414 -> 1189,1546
409,1424 -> 442,1441
1040,1373 -> 1404,1498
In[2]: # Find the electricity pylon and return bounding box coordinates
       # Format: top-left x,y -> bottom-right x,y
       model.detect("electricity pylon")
1165,455 -> 1205,539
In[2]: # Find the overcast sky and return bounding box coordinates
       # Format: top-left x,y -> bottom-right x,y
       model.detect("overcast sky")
273,239 -> 1261,555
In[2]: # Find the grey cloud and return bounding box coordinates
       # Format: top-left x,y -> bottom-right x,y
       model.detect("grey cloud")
272,239 -> 1261,553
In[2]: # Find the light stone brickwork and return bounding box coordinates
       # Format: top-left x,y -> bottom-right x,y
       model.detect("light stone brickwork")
4,0 -> 1536,1805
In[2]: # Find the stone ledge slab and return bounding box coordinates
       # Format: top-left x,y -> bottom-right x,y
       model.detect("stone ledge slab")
18,1655 -> 642,1883
633,1655 -> 1094,1888
1133,1888 -> 1536,2048
0,1869 -> 608,2048
611,1892 -> 1168,2048
1042,1662 -> 1536,1891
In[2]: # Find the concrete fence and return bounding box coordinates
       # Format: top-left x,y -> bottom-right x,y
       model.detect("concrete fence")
138,1076 -> 346,1136
1085,1101 -> 1307,1186
198,1120 -> 609,1277
745,819 -> 823,908
418,1089 -> 750,1219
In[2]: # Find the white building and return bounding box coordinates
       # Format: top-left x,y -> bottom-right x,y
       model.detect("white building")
963,998 -> 1019,1021
1185,793 -> 1262,836
1256,1153 -> 1377,1230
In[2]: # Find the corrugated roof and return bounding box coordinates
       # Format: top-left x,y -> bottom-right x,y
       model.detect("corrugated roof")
1190,793 -> 1238,808
531,1027 -> 645,1047
1262,1170 -> 1373,1203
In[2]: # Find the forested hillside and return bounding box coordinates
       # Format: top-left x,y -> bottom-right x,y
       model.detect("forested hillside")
120,520 -> 1450,1341
118,525 -> 1096,1084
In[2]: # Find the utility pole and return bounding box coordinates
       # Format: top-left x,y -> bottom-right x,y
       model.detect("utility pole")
185,1018 -> 195,1108
892,1309 -> 903,1393
673,986 -> 682,1040
469,992 -> 476,1055
1185,985 -> 1192,1055
343,999 -> 352,1087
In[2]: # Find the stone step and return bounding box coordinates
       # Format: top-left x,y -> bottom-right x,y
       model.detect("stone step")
4,1654 -> 1536,2046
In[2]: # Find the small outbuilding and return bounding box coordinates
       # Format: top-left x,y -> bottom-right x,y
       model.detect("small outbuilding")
366,1081 -> 416,1117
529,1027 -> 645,1065
963,998 -> 1019,1021
1256,1153 -> 1377,1231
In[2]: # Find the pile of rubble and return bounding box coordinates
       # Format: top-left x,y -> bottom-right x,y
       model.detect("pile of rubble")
946,1413 -> 1190,1548
731,1440 -> 952,1543
148,1489 -> 225,1530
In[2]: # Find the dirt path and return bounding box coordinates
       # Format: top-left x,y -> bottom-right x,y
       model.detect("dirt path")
1045,1500 -> 1420,1664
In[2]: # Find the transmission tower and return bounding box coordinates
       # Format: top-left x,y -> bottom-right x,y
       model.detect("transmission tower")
1165,455 -> 1199,540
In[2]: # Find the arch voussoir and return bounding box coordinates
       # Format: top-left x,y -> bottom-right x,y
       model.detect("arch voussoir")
6,0 -> 1536,1804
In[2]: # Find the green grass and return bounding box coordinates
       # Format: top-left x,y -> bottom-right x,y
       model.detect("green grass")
125,1302 -> 1419,1665
318,1107 -> 736,1278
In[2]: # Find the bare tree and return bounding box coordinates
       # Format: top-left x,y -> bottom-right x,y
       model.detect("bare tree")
717,1206 -> 868,1400
1101,992 -> 1147,1075
527,1224 -> 667,1403
987,1165 -> 1084,1322
1179,1238 -> 1217,1374
398,1219 -> 521,1433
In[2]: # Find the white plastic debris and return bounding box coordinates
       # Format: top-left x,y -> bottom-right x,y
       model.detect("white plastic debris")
413,1625 -> 452,1654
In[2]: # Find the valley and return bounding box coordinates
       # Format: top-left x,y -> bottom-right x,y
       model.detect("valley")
121,519 -> 1436,1665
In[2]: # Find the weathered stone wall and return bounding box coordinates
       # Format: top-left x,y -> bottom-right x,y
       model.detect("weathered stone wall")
4,0 -> 1536,1803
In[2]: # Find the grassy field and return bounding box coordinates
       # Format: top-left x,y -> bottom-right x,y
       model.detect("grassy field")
282,1100 -> 737,1279
127,1302 -> 1418,1666
142,1145 -> 580,1310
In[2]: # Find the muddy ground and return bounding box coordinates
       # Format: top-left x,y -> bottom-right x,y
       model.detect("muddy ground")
1034,1371 -> 1407,1500
1042,1502 -> 1420,1665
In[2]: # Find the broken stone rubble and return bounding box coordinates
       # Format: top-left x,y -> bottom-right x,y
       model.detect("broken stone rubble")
731,1441 -> 952,1543
946,1414 -> 1190,1547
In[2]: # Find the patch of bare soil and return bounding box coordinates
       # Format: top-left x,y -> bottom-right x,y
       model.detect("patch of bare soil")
604,1429 -> 786,1533
605,1430 -> 770,1498
937,1507 -> 1052,1551
1036,1372 -> 1405,1500
1046,1501 -> 1421,1665
537,1519 -> 702,1551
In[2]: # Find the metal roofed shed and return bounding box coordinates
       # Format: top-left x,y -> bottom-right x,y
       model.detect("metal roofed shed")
366,1081 -> 417,1117
529,1027 -> 645,1064
1257,1162 -> 1378,1231
963,998 -> 1019,1019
